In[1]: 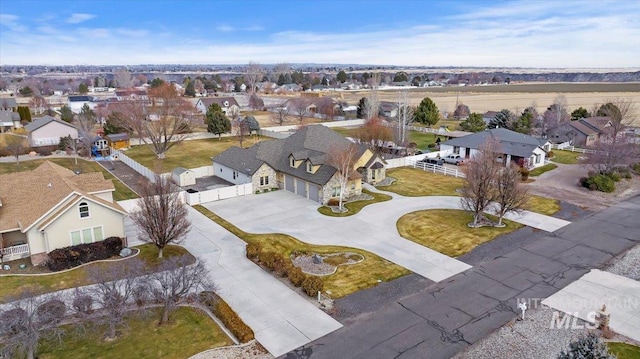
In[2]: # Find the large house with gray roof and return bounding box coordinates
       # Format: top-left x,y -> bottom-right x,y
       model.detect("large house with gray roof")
546,117 -> 613,147
440,128 -> 548,168
212,125 -> 386,204
24,115 -> 79,147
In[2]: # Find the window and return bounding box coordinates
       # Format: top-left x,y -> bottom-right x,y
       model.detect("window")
70,226 -> 103,245
79,202 -> 89,218
371,169 -> 377,180
331,186 -> 341,197
535,154 -> 541,164
232,171 -> 237,180
260,176 -> 269,186
290,157 -> 295,167
306,162 -> 313,173
453,146 -> 460,154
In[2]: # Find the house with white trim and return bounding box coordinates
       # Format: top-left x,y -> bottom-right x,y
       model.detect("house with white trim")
0,161 -> 127,265
195,97 -> 240,115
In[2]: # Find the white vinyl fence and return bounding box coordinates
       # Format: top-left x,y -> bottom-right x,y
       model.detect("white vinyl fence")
185,183 -> 253,205
111,149 -> 160,182
384,150 -> 449,169
551,143 -> 597,154
410,160 -> 466,178
189,165 -> 214,178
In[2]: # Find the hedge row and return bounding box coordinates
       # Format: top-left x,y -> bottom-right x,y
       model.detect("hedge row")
200,291 -> 254,343
580,167 -> 632,193
246,243 -> 324,298
47,237 -> 123,271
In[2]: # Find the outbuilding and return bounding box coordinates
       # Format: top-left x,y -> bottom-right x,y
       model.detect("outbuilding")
172,167 -> 196,187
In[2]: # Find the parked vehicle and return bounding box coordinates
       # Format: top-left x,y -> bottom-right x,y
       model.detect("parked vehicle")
443,154 -> 465,165
419,157 -> 444,166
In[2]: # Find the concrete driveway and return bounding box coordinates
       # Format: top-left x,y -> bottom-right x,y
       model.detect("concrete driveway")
118,200 -> 342,358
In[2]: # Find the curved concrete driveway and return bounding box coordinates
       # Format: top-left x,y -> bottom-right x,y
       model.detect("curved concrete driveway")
202,187 -> 570,283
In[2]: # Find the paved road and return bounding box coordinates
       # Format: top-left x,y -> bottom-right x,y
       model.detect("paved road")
202,188 -> 569,283
281,195 -> 640,359
118,200 -> 342,358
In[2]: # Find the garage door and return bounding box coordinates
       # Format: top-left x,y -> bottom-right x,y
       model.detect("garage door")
296,179 -> 306,196
285,175 -> 294,192
309,185 -> 321,203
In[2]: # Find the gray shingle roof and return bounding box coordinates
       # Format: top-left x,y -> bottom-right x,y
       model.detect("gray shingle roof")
199,97 -> 239,108
0,110 -> 19,123
441,128 -> 543,158
172,167 -> 189,176
107,133 -> 130,141
0,97 -> 18,109
213,125 -> 367,186
24,116 -> 77,132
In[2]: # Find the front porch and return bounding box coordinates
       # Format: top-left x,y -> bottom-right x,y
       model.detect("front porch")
1,243 -> 30,262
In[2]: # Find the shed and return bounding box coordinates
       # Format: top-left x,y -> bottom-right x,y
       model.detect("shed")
172,167 -> 196,187
107,133 -> 130,149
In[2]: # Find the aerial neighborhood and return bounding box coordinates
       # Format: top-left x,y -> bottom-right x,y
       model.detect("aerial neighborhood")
0,1 -> 639,359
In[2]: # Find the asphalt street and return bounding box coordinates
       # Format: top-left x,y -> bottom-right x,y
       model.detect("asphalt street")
281,195 -> 640,359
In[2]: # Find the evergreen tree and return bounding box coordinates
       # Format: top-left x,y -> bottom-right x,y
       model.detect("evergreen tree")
336,70 -> 348,83
414,97 -> 439,126
459,113 -> 486,132
488,109 -> 514,129
184,81 -> 196,97
205,104 -> 231,138
357,97 -> 368,119
60,105 -> 74,122
571,107 -> 590,121
17,106 -> 32,122
150,78 -> 165,88
557,334 -> 617,359
78,83 -> 89,94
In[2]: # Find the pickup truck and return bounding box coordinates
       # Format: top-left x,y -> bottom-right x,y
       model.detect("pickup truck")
443,154 -> 465,165
418,157 -> 444,166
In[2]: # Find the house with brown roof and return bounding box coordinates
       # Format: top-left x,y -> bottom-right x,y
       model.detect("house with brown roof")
195,97 -> 240,115
546,116 -> 613,147
0,161 -> 127,265
212,125 -> 386,204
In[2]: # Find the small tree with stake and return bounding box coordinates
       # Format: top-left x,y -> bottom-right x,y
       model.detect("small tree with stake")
130,174 -> 191,258
461,139 -> 501,226
326,143 -> 360,212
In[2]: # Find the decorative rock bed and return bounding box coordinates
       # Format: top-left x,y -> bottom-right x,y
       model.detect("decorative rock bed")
325,193 -> 375,213
291,252 -> 365,276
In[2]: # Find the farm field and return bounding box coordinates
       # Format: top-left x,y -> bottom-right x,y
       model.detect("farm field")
330,83 -> 640,124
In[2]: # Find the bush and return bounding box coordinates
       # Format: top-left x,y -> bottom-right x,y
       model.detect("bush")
245,243 -> 261,260
200,291 -> 254,343
34,146 -> 55,156
519,167 -> 530,181
546,150 -> 554,158
37,299 -> 66,325
557,333 -> 616,359
581,174 -> 615,193
631,162 -> 640,174
301,276 -> 324,297
273,256 -> 292,277
327,198 -> 340,206
47,237 -> 124,271
288,267 -> 306,287
257,251 -> 279,269
72,294 -> 93,315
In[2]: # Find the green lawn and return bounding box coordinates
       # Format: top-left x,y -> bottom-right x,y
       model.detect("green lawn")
40,307 -> 232,359
124,137 -> 260,173
0,158 -> 138,201
408,131 -> 438,150
0,244 -> 192,303
318,189 -> 392,217
524,196 -> 561,215
194,206 -> 409,298
550,150 -> 583,165
397,209 -> 522,257
378,167 -> 464,196
609,342 -> 640,359
529,163 -> 558,176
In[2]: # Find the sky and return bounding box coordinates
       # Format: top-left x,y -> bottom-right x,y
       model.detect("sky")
0,0 -> 639,68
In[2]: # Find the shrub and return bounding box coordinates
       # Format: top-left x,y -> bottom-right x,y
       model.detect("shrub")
520,167 -> 530,181
557,333 -> 616,359
257,251 -> 279,269
606,171 -> 621,182
47,237 -> 124,271
35,146 -> 54,156
288,267 -> 306,287
37,299 -> 66,325
327,198 -> 340,206
631,162 -> 640,174
200,291 -> 254,343
301,276 -> 324,297
245,243 -> 262,260
72,294 -> 93,315
547,150 -> 554,158
582,174 -> 615,193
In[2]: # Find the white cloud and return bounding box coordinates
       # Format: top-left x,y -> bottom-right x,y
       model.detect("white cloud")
65,13 -> 95,24
216,25 -> 235,32
244,25 -> 264,32
0,13 -> 26,32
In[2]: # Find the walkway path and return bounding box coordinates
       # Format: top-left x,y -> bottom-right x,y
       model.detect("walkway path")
202,188 -> 570,283
118,200 -> 342,358
543,269 -> 640,342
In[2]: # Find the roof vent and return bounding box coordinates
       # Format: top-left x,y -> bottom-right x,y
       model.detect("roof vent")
47,182 -> 53,188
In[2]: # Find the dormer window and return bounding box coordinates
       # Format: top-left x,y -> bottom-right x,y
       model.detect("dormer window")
290,157 -> 295,167
306,162 -> 313,173
79,202 -> 90,218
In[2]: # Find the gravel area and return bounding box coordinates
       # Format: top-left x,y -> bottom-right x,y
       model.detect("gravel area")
189,340 -> 273,359
605,243 -> 640,281
291,253 -> 363,276
453,307 -> 591,359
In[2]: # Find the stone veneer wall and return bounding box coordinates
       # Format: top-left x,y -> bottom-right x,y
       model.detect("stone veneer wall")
321,175 -> 361,205
251,164 -> 278,193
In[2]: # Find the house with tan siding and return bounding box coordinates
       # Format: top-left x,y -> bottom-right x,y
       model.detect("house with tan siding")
0,161 -> 127,265
24,115 -> 79,147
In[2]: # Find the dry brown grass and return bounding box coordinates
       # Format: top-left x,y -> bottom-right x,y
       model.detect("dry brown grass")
329,83 -> 640,125
241,110 -> 324,128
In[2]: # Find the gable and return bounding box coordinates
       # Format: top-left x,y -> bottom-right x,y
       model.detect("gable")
37,194 -> 127,231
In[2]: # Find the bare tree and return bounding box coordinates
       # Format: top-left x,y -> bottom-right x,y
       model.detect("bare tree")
245,61 -> 264,93
271,106 -> 290,126
355,117 -> 393,154
83,258 -> 146,340
0,292 -> 66,359
146,255 -> 214,324
29,95 -> 47,115
131,174 -> 191,258
288,97 -> 310,124
396,90 -> 414,145
587,99 -> 638,173
233,118 -> 250,148
364,72 -> 380,120
75,103 -> 97,156
540,95 -> 569,135
3,131 -> 28,168
248,93 -> 264,110
327,143 -> 360,211
114,83 -> 194,159
494,163 -> 529,226
461,139 -> 501,226
114,68 -> 133,88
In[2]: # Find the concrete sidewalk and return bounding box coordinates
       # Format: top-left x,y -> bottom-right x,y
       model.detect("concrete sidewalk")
542,269 -> 640,341
118,201 -> 342,358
